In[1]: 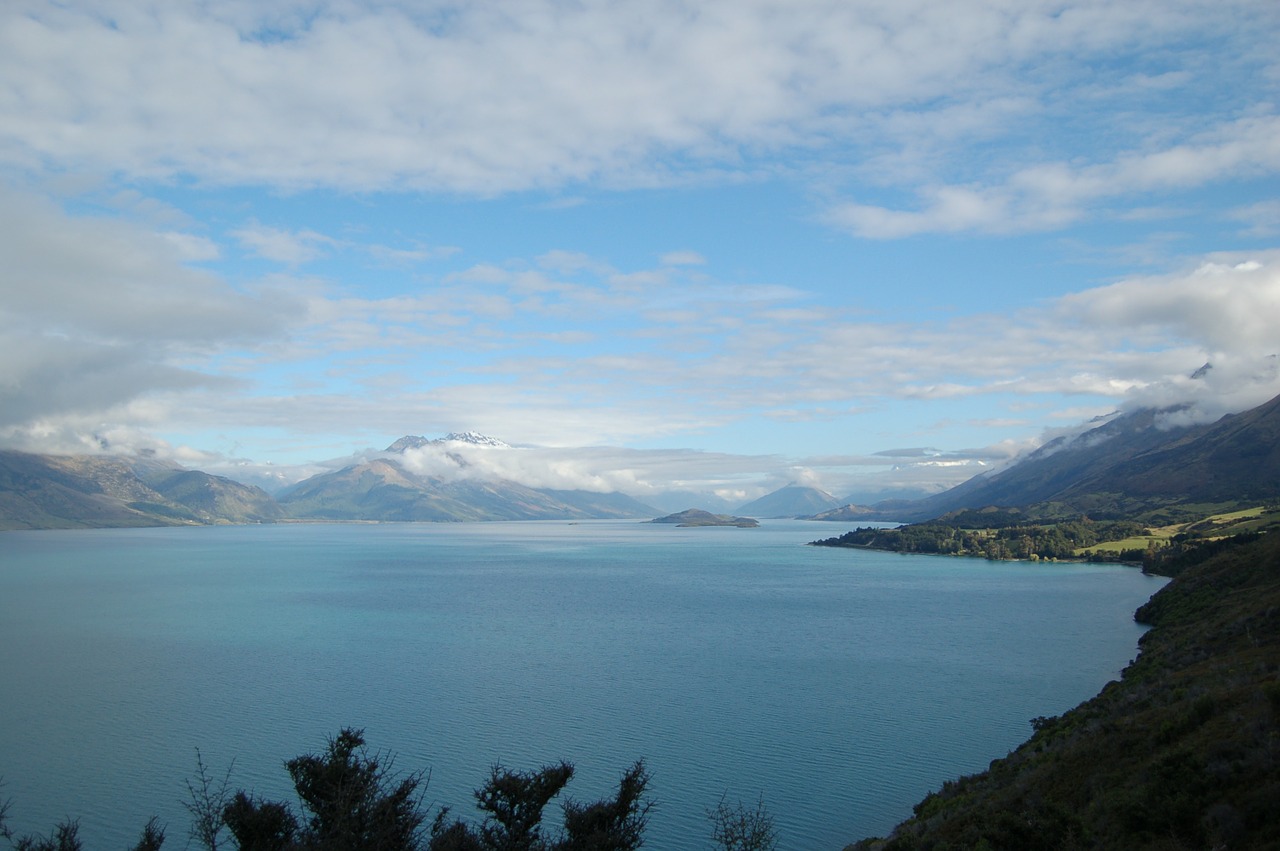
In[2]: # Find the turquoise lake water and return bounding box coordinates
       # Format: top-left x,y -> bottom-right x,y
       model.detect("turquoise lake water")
0,520 -> 1165,849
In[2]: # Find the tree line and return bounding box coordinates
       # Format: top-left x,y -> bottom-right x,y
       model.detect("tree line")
1,729 -> 778,851
811,517 -> 1149,562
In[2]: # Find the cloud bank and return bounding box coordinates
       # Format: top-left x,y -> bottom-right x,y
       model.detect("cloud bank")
1,0 -> 1277,496
0,187 -> 304,445
2,1 -> 1275,227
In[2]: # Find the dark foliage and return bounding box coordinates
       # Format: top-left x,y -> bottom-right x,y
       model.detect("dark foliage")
474,761 -> 573,850
179,728 -> 425,851
706,795 -> 777,851
1139,530 -> 1264,577
11,820 -> 82,851
558,761 -> 652,851
184,749 -> 234,851
222,794 -> 298,851
812,516 -> 1147,562
3,734 -> 651,851
0,804 -> 165,851
846,531 -> 1280,850
429,760 -> 652,851
285,728 -> 425,851
131,819 -> 166,851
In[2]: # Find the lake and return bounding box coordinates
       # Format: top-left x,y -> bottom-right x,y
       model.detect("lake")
0,520 -> 1164,849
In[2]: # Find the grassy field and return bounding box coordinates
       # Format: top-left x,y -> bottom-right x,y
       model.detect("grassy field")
1075,505 -> 1280,557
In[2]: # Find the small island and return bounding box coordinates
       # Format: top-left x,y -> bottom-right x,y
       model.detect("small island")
648,508 -> 759,528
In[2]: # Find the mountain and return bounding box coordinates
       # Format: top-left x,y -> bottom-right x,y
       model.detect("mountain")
736,483 -> 841,518
132,462 -> 285,523
0,450 -> 282,529
537,488 -> 661,518
642,489 -> 739,515
808,503 -> 886,521
0,433 -> 657,527
386,432 -> 510,452
276,455 -> 656,521
880,392 -> 1280,522
385,435 -> 433,452
839,484 -> 937,506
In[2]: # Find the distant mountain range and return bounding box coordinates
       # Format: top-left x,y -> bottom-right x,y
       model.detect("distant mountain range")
0,433 -> 660,528
0,450 -> 282,529
872,391 -> 1280,523
275,438 -> 657,521
3,394 -> 1279,530
734,483 -> 842,518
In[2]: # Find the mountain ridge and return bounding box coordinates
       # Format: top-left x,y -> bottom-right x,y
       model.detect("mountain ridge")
4,394 -> 1279,529
833,392 -> 1280,523
0,450 -> 281,529
272,453 -> 659,522
735,483 -> 841,518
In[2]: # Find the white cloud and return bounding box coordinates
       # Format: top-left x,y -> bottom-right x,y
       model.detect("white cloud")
660,250 -> 707,267
1057,254 -> 1280,356
3,0 -> 1277,502
1,0 -> 1272,202
7,216 -> 1277,492
0,187 -> 303,433
162,231 -> 222,262
1231,200 -> 1280,237
0,188 -> 298,343
355,436 -> 1007,503
347,438 -> 812,501
827,115 -> 1280,238
233,223 -> 335,264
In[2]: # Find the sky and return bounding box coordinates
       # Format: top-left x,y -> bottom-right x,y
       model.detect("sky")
3,0 -> 1280,504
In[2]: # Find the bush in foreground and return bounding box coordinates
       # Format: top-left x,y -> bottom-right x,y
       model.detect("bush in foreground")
3,729 -> 776,851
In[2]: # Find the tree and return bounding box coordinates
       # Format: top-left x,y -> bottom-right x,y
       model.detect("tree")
707,795 -> 777,851
558,761 -> 652,851
430,762 -> 573,851
285,728 -> 425,851
187,728 -> 426,851
184,750 -> 234,851
221,793 -> 297,851
132,818 -> 167,851
2,735 -> 649,851
428,760 -> 653,851
0,789 -> 166,851
10,820 -> 82,851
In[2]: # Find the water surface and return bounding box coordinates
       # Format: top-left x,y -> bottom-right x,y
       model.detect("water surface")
0,521 -> 1163,849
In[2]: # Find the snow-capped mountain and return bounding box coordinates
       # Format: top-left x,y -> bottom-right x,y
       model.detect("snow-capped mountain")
385,432 -> 509,452
439,432 -> 509,448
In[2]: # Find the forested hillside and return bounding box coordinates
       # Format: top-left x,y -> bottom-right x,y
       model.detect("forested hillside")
847,531 -> 1280,850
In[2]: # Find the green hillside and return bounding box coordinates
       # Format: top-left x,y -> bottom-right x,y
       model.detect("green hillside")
847,530 -> 1280,850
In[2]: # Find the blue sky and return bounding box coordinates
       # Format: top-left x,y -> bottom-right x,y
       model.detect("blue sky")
3,0 -> 1280,503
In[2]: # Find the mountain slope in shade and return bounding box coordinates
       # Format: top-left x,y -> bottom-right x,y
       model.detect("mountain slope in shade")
890,392 -> 1280,521
736,484 -> 841,518
537,488 -> 660,518
133,463 -> 284,523
0,451 -> 282,529
809,503 -> 887,521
